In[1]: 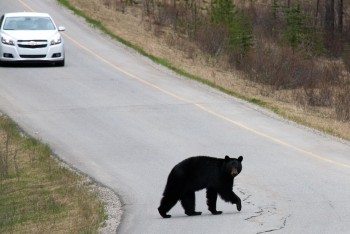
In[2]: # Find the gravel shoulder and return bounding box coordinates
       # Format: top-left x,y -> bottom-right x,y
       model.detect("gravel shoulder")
54,156 -> 122,233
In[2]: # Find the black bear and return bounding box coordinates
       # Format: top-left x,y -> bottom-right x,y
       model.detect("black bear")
158,155 -> 243,218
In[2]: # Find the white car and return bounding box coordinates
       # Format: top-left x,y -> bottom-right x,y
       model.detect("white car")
0,12 -> 65,66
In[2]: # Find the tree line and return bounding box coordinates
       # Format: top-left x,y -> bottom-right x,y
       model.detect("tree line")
138,0 -> 350,57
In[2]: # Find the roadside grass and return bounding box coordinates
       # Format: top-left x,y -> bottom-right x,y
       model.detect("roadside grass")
0,115 -> 106,233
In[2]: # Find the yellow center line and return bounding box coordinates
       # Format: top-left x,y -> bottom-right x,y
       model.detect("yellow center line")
17,0 -> 350,169
62,33 -> 191,103
194,104 -> 350,168
18,0 -> 35,11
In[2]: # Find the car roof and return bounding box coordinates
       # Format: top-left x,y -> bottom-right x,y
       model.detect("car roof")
4,12 -> 52,18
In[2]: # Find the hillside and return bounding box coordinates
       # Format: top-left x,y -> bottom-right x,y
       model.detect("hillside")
60,0 -> 350,141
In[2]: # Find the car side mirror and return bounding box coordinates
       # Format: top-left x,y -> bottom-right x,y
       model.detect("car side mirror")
58,26 -> 65,31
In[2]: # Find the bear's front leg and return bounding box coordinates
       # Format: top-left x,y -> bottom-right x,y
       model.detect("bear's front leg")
219,189 -> 242,212
206,188 -> 222,215
235,196 -> 242,211
229,191 -> 241,211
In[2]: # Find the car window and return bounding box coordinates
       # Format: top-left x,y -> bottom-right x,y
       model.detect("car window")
3,17 -> 56,30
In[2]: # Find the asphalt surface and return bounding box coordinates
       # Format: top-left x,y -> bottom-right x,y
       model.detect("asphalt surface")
1,1 -> 350,233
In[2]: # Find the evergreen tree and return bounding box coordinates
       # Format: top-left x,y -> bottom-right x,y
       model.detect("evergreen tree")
284,1 -> 324,54
284,1 -> 306,51
211,0 -> 252,56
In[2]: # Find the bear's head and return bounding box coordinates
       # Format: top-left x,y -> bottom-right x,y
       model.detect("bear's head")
224,155 -> 243,177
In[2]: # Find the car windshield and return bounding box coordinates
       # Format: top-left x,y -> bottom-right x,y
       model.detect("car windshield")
3,17 -> 55,30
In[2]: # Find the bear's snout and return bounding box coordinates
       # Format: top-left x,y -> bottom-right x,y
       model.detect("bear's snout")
231,168 -> 238,176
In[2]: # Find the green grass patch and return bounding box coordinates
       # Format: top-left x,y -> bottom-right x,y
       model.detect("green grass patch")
0,115 -> 105,233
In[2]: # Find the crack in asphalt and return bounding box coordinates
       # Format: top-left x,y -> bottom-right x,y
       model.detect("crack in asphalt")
243,194 -> 252,202
256,215 -> 291,234
245,209 -> 264,221
239,188 -> 291,234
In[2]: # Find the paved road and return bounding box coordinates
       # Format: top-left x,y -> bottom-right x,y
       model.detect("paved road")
1,1 -> 350,233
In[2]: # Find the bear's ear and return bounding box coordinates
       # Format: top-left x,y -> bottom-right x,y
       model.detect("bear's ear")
238,156 -> 243,162
225,155 -> 230,160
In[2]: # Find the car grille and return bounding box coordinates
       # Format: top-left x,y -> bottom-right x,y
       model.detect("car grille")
17,40 -> 48,48
19,55 -> 46,58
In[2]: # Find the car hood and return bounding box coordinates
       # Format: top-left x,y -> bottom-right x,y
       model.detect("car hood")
2,30 -> 59,40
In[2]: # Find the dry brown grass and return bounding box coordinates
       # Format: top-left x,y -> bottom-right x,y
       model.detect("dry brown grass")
66,0 -> 350,141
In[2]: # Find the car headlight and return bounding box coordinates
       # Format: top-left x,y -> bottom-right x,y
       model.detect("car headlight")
1,36 -> 15,46
50,36 -> 62,45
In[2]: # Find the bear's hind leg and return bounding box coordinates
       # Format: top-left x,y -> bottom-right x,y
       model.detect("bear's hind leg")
158,194 -> 179,218
207,188 -> 222,215
181,192 -> 202,216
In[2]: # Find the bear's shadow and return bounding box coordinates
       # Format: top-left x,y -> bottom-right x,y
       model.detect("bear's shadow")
157,211 -> 238,220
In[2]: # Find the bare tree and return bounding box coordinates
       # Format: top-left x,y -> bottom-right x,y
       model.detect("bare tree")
338,0 -> 343,33
325,0 -> 335,32
315,0 -> 320,24
325,0 -> 335,46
